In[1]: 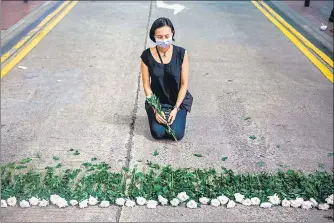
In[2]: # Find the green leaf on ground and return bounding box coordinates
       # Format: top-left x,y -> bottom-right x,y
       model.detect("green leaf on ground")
122,167 -> 129,172
53,156 -> 60,161
73,151 -> 80,156
249,135 -> 256,140
257,162 -> 263,167
153,149 -> 159,156
328,153 -> 334,157
244,116 -> 251,120
276,145 -> 280,148
91,157 -> 97,161
20,158 -> 32,164
221,156 -> 228,161
56,163 -> 62,168
69,148 -> 74,151
193,154 -> 203,157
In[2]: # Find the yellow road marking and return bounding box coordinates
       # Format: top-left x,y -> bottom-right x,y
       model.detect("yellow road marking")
260,1 -> 334,68
0,1 -> 70,64
251,1 -> 333,83
1,1 -> 78,78
1,52 -> 11,63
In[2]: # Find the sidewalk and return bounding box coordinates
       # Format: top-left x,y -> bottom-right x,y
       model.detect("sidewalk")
268,0 -> 333,59
1,1 -> 45,30
284,0 -> 333,37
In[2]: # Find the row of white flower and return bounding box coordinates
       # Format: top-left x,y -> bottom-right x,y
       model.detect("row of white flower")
1,193 -> 333,210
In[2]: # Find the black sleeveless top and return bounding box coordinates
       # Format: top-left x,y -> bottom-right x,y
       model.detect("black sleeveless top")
140,45 -> 193,113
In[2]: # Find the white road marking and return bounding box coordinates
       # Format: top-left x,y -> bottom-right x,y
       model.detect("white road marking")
156,1 -> 185,15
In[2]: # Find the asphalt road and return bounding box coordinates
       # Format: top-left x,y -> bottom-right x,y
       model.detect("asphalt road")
1,1 -> 333,222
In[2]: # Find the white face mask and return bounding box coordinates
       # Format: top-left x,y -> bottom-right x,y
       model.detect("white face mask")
156,37 -> 173,48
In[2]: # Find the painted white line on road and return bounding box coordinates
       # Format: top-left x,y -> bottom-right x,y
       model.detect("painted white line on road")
156,1 -> 185,15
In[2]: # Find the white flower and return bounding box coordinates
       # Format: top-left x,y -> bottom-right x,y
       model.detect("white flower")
251,197 -> 261,206
302,201 -> 313,210
242,198 -> 252,206
56,197 -> 68,208
39,200 -> 49,207
310,198 -> 318,207
1,200 -> 7,208
318,203 -> 330,210
147,200 -> 158,209
296,197 -> 304,202
7,197 -> 17,206
136,197 -> 147,206
260,202 -> 272,208
281,199 -> 291,207
217,195 -> 229,205
268,193 -> 280,205
28,197 -> 39,206
210,199 -> 220,207
50,194 -> 61,205
177,192 -> 189,202
158,195 -> 168,206
199,197 -> 210,205
116,198 -> 125,206
79,199 -> 88,209
290,199 -> 303,208
19,200 -> 30,208
186,200 -> 197,209
170,198 -> 180,207
88,196 -> 99,206
125,199 -> 136,207
99,201 -> 110,208
226,200 -> 236,208
234,193 -> 244,203
70,200 -> 78,206
325,194 -> 333,205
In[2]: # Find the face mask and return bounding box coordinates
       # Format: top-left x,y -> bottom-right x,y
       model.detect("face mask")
156,37 -> 173,48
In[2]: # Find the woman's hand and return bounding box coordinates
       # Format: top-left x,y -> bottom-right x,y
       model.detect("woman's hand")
155,110 -> 167,125
167,108 -> 178,125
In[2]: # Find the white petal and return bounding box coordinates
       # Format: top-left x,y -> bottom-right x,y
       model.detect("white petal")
136,197 -> 147,206
158,195 -> 168,206
310,198 -> 318,207
170,198 -> 180,207
199,197 -> 210,205
318,203 -> 330,210
88,196 -> 99,206
302,201 -> 313,210
281,199 -> 291,208
186,200 -> 197,209
116,198 -> 125,206
234,193 -> 244,203
1,200 -> 7,208
290,199 -> 302,208
79,200 -> 88,209
50,194 -> 61,205
177,192 -> 189,202
268,193 -> 281,205
7,197 -> 17,206
19,200 -> 30,208
147,200 -> 158,209
125,200 -> 136,207
250,197 -> 261,206
28,197 -> 40,206
210,199 -> 220,207
99,201 -> 110,208
226,200 -> 236,208
260,202 -> 272,208
242,198 -> 252,206
38,200 -> 49,207
217,195 -> 229,205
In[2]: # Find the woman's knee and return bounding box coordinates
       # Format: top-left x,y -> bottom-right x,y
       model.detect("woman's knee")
174,128 -> 185,141
151,126 -> 166,139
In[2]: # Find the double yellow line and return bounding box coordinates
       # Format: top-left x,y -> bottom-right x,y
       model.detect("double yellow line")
1,1 -> 78,78
252,1 -> 333,83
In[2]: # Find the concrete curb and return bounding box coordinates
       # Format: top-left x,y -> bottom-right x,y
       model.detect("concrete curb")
1,1 -> 53,41
267,1 -> 333,59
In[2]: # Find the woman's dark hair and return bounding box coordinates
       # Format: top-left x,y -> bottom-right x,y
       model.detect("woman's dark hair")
149,17 -> 175,42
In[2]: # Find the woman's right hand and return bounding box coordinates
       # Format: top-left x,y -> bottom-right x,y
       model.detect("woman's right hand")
155,110 -> 167,125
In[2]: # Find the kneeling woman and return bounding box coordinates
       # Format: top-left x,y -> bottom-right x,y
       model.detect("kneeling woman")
140,17 -> 193,141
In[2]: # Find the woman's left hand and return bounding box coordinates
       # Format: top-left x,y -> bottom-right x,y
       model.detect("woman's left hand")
168,108 -> 178,125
